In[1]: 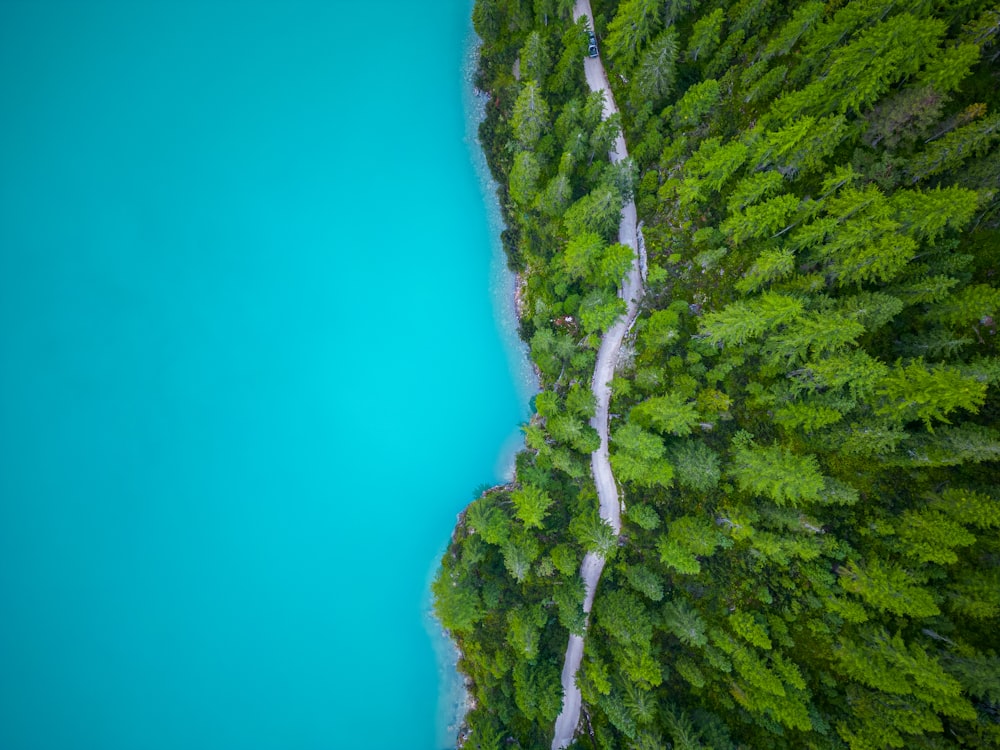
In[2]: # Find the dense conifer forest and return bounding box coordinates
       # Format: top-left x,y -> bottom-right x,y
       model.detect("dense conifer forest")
434,1 -> 1000,748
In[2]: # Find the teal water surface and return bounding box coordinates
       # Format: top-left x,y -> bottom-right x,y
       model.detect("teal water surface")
0,2 -> 528,748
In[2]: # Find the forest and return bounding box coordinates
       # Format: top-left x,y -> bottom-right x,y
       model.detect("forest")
434,1 -> 1000,748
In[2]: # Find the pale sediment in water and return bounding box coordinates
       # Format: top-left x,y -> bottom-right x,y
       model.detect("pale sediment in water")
426,557 -> 472,750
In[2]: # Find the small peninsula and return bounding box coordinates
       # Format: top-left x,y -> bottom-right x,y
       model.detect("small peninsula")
437,1 -> 1000,749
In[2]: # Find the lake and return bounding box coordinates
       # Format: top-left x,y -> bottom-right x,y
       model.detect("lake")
0,1 -> 529,748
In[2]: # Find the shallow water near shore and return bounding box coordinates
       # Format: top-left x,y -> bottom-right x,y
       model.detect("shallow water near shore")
0,2 -> 528,748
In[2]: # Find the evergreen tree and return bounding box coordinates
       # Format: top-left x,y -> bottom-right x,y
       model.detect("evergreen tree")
519,29 -> 550,84
512,81 -> 550,149
605,0 -> 662,69
730,441 -> 826,506
876,359 -> 988,429
511,483 -> 555,529
630,392 -> 701,436
634,28 -> 680,104
686,8 -> 725,62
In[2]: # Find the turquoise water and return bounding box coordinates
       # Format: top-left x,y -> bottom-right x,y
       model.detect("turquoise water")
0,2 -> 529,748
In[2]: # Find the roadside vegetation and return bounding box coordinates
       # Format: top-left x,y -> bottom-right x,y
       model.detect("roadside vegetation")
435,1 -> 1000,748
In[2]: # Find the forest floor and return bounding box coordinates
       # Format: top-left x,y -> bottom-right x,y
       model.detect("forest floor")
551,2 -> 646,747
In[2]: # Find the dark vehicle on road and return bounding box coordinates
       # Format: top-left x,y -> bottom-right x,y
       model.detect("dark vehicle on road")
587,31 -> 598,58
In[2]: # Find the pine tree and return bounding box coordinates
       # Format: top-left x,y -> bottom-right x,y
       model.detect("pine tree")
791,0 -> 900,82
625,564 -> 664,602
751,114 -> 849,177
605,0 -> 663,69
509,151 -> 540,205
594,588 -> 654,646
704,28 -> 746,79
536,170 -> 573,217
892,185 -> 980,242
552,20 -> 588,95
838,558 -> 940,617
726,170 -> 786,214
687,8 -> 725,62
742,64 -> 789,106
898,423 -> 1000,466
836,291 -> 904,331
721,192 -> 801,245
803,349 -> 889,399
519,29 -> 550,84
763,311 -> 866,366
730,610 -> 772,650
658,538 -> 702,574
931,487 -> 1000,530
562,231 -> 606,280
622,679 -> 657,726
506,603 -> 547,660
762,1 -> 825,60
907,112 -> 1000,183
502,534 -> 539,583
671,441 -> 722,492
610,422 -> 675,488
634,28 -> 679,104
946,567 -> 1000,620
774,399 -> 844,432
630,391 -> 702,436
553,575 -> 587,635
570,510 -> 617,559
917,42 -> 980,95
927,282 -> 1000,328
700,292 -> 804,347
433,569 -> 484,632
579,289 -> 626,333
564,186 -> 624,239
670,79 -> 722,132
511,483 -> 555,529
825,14 -> 946,115
467,496 -> 511,546
876,359 -> 988,429
863,85 -> 946,149
730,442 -> 826,506
598,242 -> 635,289
962,4 -> 1000,59
512,81 -> 551,149
663,706 -> 710,750
662,599 -> 708,647
471,0 -> 503,39
548,412 -> 601,453
896,509 -> 976,565
806,184 -> 918,286
776,12 -> 946,120
684,137 -> 749,194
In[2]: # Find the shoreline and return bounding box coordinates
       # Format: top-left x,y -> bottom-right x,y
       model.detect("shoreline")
463,33 -> 538,414
431,20 -> 539,750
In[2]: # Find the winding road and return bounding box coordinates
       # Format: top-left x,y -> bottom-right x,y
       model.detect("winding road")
551,2 -> 646,747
